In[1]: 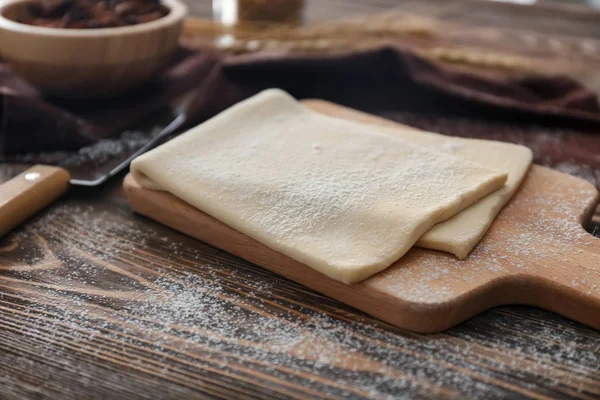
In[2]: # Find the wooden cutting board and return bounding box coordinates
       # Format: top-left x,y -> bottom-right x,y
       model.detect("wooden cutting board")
123,100 -> 600,333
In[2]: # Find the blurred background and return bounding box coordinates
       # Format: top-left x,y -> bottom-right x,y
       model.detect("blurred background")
180,0 -> 600,94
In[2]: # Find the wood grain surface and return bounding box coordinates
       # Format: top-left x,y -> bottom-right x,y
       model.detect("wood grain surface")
1,1 -> 600,399
0,172 -> 598,399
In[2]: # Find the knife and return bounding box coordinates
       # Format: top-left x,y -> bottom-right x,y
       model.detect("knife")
0,94 -> 190,237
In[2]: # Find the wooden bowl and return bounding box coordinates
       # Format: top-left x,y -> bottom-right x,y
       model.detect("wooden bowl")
0,0 -> 187,98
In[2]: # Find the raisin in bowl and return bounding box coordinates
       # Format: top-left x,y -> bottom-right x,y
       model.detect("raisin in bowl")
0,0 -> 187,98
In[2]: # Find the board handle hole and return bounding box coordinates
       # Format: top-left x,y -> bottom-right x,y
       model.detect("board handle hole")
585,215 -> 600,238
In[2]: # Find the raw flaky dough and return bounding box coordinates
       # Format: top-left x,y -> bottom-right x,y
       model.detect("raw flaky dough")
346,116 -> 533,258
131,89 -> 507,284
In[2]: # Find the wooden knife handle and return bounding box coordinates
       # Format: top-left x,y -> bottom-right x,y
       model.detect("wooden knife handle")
0,165 -> 70,237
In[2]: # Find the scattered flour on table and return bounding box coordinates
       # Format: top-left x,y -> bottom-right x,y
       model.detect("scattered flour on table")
554,162 -> 600,188
62,130 -> 159,167
2,110 -> 600,397
8,128 -> 162,168
0,203 -> 597,398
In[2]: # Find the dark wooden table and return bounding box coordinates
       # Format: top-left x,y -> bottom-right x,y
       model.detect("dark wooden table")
1,1 -> 600,399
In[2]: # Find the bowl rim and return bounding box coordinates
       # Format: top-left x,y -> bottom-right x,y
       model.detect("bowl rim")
0,0 -> 188,37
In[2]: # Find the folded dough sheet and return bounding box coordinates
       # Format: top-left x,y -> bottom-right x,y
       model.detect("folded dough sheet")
330,108 -> 533,259
131,89 -> 513,284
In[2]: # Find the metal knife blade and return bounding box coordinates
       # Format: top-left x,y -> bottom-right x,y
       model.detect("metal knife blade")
60,96 -> 190,186
0,89 -> 196,236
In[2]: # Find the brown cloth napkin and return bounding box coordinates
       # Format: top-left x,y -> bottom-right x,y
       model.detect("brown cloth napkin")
1,45 -> 599,178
